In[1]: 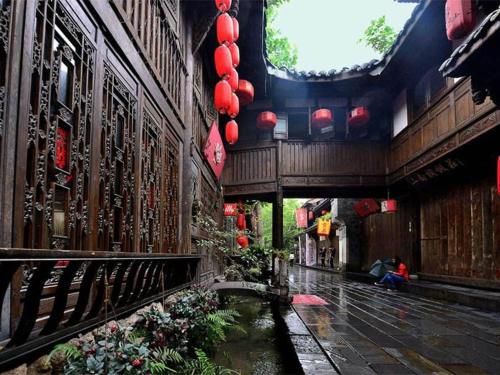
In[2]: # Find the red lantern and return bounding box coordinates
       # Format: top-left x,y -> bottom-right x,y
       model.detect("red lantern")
308,211 -> 314,220
225,120 -> 238,145
256,111 -> 277,130
217,13 -> 234,45
214,0 -> 232,12
228,93 -> 239,118
236,235 -> 249,248
353,199 -> 380,218
236,213 -> 246,230
311,109 -> 333,129
214,45 -> 233,78
228,43 -> 240,67
232,17 -> 239,41
214,80 -> 232,114
445,0 -> 476,40
237,80 -> 254,106
497,156 -> 500,197
381,199 -> 398,214
226,67 -> 238,92
348,107 -> 370,128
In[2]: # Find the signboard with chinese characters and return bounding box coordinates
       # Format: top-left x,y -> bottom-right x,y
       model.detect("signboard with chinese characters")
317,219 -> 331,236
203,122 -> 226,180
295,208 -> 308,228
224,203 -> 238,216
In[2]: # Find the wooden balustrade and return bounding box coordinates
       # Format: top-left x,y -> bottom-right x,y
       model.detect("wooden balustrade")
0,249 -> 199,369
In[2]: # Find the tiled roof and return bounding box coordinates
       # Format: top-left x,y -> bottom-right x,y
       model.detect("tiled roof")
266,0 -> 428,82
440,6 -> 500,76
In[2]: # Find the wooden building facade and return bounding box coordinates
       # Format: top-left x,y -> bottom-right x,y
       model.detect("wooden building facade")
0,0 -> 233,366
222,0 -> 500,289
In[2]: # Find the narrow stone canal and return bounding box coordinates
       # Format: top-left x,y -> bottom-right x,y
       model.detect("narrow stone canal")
289,266 -> 500,374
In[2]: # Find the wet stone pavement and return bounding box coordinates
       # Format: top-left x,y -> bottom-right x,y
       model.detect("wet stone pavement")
289,266 -> 500,375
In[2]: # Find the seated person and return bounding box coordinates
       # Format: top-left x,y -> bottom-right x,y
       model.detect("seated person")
375,256 -> 409,289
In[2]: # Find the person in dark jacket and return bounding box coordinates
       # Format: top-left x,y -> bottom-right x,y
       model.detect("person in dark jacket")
329,247 -> 335,268
319,247 -> 326,267
375,256 -> 409,290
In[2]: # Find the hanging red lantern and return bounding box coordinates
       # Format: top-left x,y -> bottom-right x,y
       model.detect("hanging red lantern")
226,67 -> 238,92
348,107 -> 370,128
214,0 -> 232,12
232,17 -> 239,41
217,13 -> 234,45
225,120 -> 238,145
214,80 -> 232,114
228,93 -> 239,118
256,111 -> 277,130
445,0 -> 476,40
311,109 -> 333,129
236,213 -> 246,230
381,199 -> 398,214
228,43 -> 240,67
214,45 -> 233,79
236,234 -> 249,248
237,80 -> 254,106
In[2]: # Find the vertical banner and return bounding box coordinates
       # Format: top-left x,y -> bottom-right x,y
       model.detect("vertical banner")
295,208 -> 308,228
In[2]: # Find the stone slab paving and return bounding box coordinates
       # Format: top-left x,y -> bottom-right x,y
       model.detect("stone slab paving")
289,266 -> 500,375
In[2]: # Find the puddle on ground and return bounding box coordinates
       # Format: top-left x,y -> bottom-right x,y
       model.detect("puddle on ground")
212,296 -> 287,375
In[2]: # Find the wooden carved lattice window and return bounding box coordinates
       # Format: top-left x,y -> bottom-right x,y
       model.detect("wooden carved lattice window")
163,135 -> 179,253
23,0 -> 95,250
98,64 -> 137,252
0,0 -> 14,171
140,110 -> 162,253
111,0 -> 186,117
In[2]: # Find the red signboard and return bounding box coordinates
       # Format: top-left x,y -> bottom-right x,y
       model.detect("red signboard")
203,122 -> 226,180
55,127 -> 69,170
224,203 -> 238,216
295,208 -> 307,228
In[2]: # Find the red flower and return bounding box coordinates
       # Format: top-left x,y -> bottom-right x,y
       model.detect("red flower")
109,324 -> 118,333
132,359 -> 142,368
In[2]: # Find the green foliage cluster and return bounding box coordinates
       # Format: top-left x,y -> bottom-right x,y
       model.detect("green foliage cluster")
358,16 -> 398,54
224,246 -> 272,282
265,0 -> 298,69
260,199 -> 302,251
50,287 -> 240,375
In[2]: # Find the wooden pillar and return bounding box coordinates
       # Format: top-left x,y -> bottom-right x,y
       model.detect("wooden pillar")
272,190 -> 284,250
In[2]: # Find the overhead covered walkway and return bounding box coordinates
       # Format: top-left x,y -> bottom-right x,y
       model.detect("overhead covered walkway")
289,266 -> 500,374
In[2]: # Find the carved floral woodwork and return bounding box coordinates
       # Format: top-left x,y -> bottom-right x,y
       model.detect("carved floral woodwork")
98,64 -> 137,252
22,0 -> 95,250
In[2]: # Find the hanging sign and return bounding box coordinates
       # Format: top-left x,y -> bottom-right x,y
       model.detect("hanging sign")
224,203 -> 238,216
295,208 -> 308,228
203,122 -> 226,180
353,199 -> 380,217
317,219 -> 331,236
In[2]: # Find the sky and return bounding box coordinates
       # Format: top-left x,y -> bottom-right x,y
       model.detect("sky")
273,0 -> 417,72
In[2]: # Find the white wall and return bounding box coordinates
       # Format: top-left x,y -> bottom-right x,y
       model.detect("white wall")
393,89 -> 408,137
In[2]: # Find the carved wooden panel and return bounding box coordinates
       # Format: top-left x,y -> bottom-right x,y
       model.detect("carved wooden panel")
22,0 -> 95,250
111,0 -> 186,117
139,109 -> 162,253
192,94 -> 208,152
163,132 -> 179,253
0,0 -> 14,172
98,64 -> 137,252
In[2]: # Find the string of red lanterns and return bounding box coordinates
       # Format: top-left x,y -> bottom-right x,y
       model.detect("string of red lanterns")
213,0 -> 253,147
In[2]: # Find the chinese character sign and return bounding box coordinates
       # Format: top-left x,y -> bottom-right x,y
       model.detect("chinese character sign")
295,208 -> 308,228
317,219 -> 331,236
224,203 -> 238,216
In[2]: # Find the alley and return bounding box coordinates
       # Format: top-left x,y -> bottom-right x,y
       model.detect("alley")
289,266 -> 500,375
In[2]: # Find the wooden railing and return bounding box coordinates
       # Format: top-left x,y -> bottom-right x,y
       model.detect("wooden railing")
389,78 -> 498,182
0,249 -> 199,369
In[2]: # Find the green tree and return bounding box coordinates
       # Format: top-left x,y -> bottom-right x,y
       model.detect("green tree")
358,16 -> 397,54
266,0 -> 298,69
259,199 -> 302,250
